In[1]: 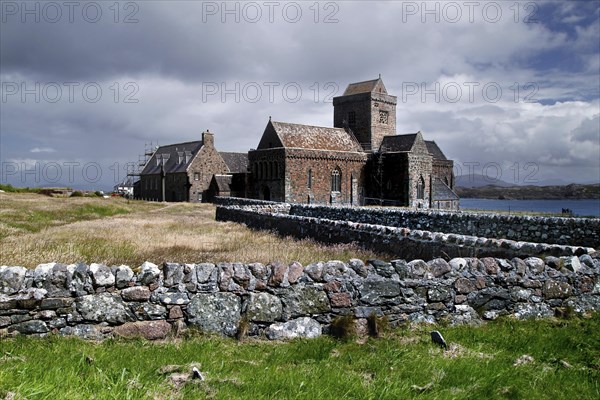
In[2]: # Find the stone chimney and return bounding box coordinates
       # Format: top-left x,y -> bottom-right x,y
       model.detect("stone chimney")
202,130 -> 214,148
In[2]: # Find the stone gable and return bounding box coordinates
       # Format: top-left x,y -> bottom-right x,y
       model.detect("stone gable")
137,131 -> 229,202
187,131 -> 229,202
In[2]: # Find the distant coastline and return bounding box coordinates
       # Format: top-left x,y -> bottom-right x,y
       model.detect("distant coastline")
456,183 -> 600,200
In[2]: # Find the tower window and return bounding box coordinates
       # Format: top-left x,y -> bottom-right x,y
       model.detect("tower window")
307,169 -> 313,188
331,169 -> 341,192
348,111 -> 356,127
379,110 -> 389,124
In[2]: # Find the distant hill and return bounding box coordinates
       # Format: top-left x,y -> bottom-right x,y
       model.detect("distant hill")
455,174 -> 515,188
456,183 -> 600,200
456,174 -> 599,188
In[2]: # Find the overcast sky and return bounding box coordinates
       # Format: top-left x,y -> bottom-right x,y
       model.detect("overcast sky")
1,0 -> 599,190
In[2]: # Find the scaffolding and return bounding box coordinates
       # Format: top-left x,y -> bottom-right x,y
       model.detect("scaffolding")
127,141 -> 158,178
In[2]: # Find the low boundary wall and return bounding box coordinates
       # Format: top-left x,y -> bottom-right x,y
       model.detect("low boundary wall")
214,197 -> 600,248
215,205 -> 594,260
1,255 -> 599,340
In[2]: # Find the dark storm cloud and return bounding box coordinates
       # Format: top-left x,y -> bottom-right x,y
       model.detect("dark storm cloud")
2,1 -> 459,91
1,1 -> 386,83
1,1 -> 599,189
1,3 -> 243,82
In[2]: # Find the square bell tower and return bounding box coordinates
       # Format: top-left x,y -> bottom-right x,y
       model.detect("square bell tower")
333,76 -> 397,151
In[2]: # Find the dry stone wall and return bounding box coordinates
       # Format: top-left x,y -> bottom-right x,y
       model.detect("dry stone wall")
215,205 -> 594,260
1,255 -> 599,341
214,197 -> 600,248
288,204 -> 600,248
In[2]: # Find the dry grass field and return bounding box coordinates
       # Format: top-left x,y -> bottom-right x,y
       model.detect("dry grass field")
0,192 -> 383,268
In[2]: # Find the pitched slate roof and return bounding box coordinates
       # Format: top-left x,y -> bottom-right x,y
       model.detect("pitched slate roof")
220,152 -> 249,173
343,77 -> 387,96
425,141 -> 447,160
270,121 -> 363,152
379,133 -> 418,152
141,141 -> 202,175
432,178 -> 459,201
380,134 -> 448,160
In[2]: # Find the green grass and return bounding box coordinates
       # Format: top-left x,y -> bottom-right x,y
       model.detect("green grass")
1,202 -> 131,238
1,315 -> 599,399
0,184 -> 43,193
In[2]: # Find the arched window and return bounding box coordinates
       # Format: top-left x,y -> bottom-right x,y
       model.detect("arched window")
417,176 -> 425,200
331,168 -> 341,192
273,162 -> 279,179
307,169 -> 313,188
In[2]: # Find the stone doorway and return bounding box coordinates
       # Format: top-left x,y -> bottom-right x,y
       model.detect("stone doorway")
262,186 -> 271,201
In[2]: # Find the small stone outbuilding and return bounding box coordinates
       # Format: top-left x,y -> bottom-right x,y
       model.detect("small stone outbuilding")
136,131 -> 247,202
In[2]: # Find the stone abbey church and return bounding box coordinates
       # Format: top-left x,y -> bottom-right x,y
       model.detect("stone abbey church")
136,77 -> 459,209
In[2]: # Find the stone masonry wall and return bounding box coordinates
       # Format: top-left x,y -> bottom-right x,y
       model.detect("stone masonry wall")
1,255 -> 599,341
287,204 -> 600,248
214,198 -> 600,248
188,134 -> 229,203
215,205 -> 594,260
283,151 -> 365,205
